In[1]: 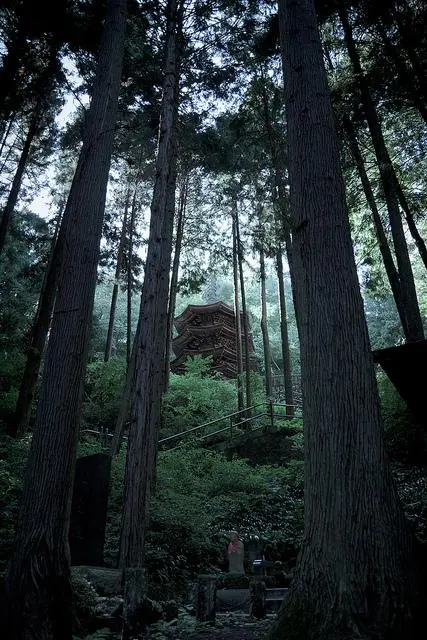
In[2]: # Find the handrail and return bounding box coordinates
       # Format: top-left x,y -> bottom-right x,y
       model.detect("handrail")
158,402 -> 268,444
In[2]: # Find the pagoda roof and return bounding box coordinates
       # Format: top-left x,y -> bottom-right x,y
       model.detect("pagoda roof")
174,301 -> 236,332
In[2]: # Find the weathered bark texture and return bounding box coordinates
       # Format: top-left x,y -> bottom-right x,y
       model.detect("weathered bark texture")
271,1 -> 421,638
232,213 -> 244,412
4,2 -> 127,638
164,171 -> 189,391
339,5 -> 424,343
259,244 -> 272,399
342,115 -> 409,337
119,1 -> 182,633
104,189 -> 130,362
275,248 -> 294,416
11,211 -> 63,438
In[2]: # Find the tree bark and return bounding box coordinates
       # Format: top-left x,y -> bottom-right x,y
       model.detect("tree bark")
259,244 -> 273,399
232,210 -> 244,412
271,1 -> 421,638
118,10 -> 182,636
275,248 -> 294,417
4,2 -> 127,638
126,186 -> 138,372
164,170 -> 189,391
339,5 -> 424,343
234,198 -> 251,415
11,210 -> 63,438
104,188 -> 130,362
342,114 -> 409,337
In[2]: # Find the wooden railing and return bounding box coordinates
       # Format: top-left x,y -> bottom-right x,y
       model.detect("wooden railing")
81,401 -> 303,452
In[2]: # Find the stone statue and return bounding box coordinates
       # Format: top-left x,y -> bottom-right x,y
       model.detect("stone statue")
227,530 -> 245,574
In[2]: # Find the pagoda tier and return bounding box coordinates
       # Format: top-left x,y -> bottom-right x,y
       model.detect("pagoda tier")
170,301 -> 258,379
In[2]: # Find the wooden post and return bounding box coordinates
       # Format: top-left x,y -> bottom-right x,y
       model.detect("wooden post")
195,574 -> 216,624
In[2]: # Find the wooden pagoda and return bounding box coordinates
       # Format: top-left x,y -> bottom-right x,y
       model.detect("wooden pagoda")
170,301 -> 258,378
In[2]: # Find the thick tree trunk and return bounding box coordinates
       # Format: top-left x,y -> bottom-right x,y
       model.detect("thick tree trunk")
4,2 -> 126,639
164,171 -> 189,391
232,211 -> 244,412
234,202 -> 251,414
342,115 -> 409,337
104,189 -> 130,362
272,1 -> 421,639
11,212 -> 63,438
259,245 -> 273,399
339,5 -> 424,343
0,104 -> 41,254
119,2 -> 182,634
275,248 -> 294,417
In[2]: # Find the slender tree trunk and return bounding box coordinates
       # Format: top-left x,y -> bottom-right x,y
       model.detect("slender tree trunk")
232,215 -> 244,412
235,204 -> 252,415
394,179 -> 427,272
272,1 -> 421,638
339,5 -> 424,343
118,2 -> 183,636
0,113 -> 15,159
164,171 -> 189,391
275,248 -> 294,417
104,188 -> 130,362
342,115 -> 409,337
0,104 -> 41,254
4,3 -> 126,639
259,244 -> 273,399
10,211 -> 63,438
126,187 -> 138,372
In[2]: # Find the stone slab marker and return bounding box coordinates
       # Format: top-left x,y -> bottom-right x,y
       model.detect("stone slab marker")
69,452 -> 112,565
195,575 -> 217,624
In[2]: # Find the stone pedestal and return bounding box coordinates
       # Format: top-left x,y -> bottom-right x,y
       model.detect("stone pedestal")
195,575 -> 216,624
69,453 -> 111,566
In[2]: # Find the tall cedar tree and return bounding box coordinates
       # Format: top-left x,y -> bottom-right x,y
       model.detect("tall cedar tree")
270,0 -> 422,639
118,0 -> 183,636
4,1 -> 127,638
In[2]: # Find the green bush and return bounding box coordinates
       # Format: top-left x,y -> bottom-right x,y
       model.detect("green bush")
162,357 -> 238,437
82,358 -> 126,433
377,372 -> 424,462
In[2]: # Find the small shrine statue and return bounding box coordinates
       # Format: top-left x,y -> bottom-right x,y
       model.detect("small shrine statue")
228,530 -> 245,574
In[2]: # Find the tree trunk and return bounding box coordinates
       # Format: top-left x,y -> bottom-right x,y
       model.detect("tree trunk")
0,103 -> 41,254
394,179 -> 427,273
11,211 -> 63,438
342,114 -> 409,337
164,170 -> 189,391
272,1 -> 421,638
4,2 -> 126,638
339,5 -> 424,343
235,204 -> 252,415
118,2 -> 182,634
104,188 -> 130,362
259,244 -> 273,399
275,248 -> 294,417
126,187 -> 138,372
232,211 -> 244,412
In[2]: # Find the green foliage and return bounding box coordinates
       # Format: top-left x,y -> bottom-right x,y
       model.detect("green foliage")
82,357 -> 126,432
377,373 -> 424,462
0,435 -> 31,577
162,356 -> 238,436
